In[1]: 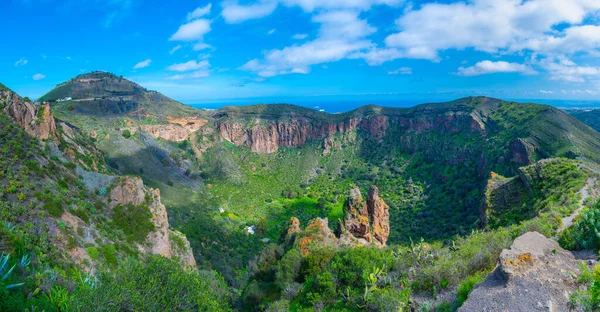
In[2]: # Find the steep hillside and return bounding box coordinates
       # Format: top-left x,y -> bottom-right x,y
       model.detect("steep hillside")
567,108 -> 600,133
39,71 -> 199,118
0,85 -> 231,310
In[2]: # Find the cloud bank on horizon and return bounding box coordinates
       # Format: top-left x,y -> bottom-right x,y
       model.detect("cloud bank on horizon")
3,0 -> 600,101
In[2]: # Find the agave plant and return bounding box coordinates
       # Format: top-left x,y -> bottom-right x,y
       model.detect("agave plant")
0,253 -> 24,289
78,271 -> 97,289
18,254 -> 31,269
2,221 -> 14,232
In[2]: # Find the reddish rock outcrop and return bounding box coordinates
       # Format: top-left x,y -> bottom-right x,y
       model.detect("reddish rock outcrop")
286,186 -> 390,254
2,90 -> 58,143
341,187 -> 372,243
109,177 -> 196,267
339,186 -> 390,246
367,186 -> 390,245
296,218 -> 338,256
287,217 -> 301,235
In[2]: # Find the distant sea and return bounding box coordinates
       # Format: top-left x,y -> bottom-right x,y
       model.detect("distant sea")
185,95 -> 600,114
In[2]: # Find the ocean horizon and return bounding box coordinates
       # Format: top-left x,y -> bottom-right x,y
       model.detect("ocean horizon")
185,96 -> 600,113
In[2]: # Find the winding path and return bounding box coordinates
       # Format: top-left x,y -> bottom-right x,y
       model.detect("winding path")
558,162 -> 600,232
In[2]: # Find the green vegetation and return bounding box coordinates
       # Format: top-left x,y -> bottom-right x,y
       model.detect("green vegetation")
112,203 -> 155,243
457,273 -> 485,306
0,82 -> 10,92
487,159 -> 587,228
71,255 -> 232,311
570,263 -> 600,311
559,199 -> 600,250
568,108 -> 600,133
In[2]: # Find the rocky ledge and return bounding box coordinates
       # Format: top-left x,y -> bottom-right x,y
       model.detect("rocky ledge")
460,232 -> 589,312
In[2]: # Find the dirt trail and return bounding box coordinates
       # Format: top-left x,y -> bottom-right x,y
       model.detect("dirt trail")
558,162 -> 600,233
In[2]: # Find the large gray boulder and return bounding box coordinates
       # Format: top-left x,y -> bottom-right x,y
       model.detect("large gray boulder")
460,232 -> 584,312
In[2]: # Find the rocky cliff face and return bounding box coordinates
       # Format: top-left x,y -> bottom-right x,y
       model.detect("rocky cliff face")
367,187 -> 391,245
338,186 -> 390,246
1,90 -> 58,143
215,112 -> 482,154
110,176 -> 196,267
140,117 -> 207,142
460,232 -> 590,312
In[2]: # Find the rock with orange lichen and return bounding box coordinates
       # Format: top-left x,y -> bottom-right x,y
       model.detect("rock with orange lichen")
341,187 -> 372,243
338,186 -> 390,246
295,218 -> 338,256
287,217 -> 301,235
285,186 -> 391,255
367,186 -> 390,245
460,232 -> 590,312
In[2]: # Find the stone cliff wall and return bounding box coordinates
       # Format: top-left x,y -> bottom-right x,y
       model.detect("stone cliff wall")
1,90 -> 58,143
215,112 -> 482,154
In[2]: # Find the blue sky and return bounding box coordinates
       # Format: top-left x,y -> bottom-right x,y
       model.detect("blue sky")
2,0 -> 600,105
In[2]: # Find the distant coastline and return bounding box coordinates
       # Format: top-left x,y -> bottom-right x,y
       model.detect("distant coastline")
185,96 -> 600,113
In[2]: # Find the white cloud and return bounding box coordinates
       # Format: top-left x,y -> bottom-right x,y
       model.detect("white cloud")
167,70 -> 210,80
457,60 -> 536,76
234,0 -> 600,84
268,29 -> 276,35
167,60 -> 210,72
170,19 -> 211,41
384,0 -> 600,61
222,1 -> 278,24
538,56 -> 600,83
349,47 -> 404,66
240,10 -> 375,77
539,90 -> 555,94
133,59 -> 152,69
388,67 -> 412,75
193,42 -> 213,51
14,58 -> 28,66
33,74 -> 46,81
169,45 -> 182,54
187,3 -> 212,21
222,0 -> 402,23
281,0 -> 402,11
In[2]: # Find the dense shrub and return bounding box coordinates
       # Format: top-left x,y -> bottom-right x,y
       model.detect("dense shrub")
71,255 -> 232,311
43,198 -> 64,217
559,200 -> 600,250
112,203 -> 155,243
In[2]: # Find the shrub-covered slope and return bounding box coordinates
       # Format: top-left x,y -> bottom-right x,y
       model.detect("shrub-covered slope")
0,84 -> 231,311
